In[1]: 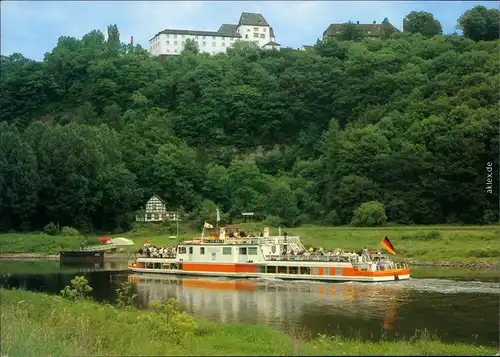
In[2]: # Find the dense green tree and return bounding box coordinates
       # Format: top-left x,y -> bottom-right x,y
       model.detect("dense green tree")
338,22 -> 367,42
458,6 -> 500,42
403,11 -> 443,37
0,8 -> 498,231
351,201 -> 388,226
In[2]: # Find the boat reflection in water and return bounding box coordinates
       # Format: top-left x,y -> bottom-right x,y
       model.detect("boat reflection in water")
126,274 -> 404,339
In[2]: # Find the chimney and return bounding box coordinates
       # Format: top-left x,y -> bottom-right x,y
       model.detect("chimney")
130,36 -> 134,46
373,21 -> 376,24
356,21 -> 359,24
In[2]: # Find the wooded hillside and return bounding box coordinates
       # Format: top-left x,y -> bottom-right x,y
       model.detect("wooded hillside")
1,7 -> 498,232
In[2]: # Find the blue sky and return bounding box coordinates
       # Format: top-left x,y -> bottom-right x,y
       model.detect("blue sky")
1,1 -> 497,61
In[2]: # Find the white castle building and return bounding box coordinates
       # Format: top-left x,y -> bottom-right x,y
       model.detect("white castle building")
149,12 -> 280,56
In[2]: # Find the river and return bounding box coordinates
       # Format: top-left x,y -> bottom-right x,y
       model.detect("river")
0,260 -> 498,348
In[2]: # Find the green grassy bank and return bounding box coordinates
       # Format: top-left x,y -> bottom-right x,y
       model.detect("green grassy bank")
1,288 -> 495,356
1,224 -> 499,264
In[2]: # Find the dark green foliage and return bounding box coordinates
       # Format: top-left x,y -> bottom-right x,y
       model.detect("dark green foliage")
0,8 -> 498,230
458,6 -> 500,42
351,201 -> 388,227
403,11 -> 443,37
338,22 -> 366,42
44,222 -> 60,236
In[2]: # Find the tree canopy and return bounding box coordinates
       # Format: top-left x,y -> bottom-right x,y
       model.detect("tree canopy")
0,7 -> 499,232
458,6 -> 500,42
403,11 -> 443,37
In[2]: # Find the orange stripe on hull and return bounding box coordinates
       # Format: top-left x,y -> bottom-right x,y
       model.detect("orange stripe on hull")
182,279 -> 256,291
127,275 -> 140,283
342,267 -> 410,277
181,263 -> 257,273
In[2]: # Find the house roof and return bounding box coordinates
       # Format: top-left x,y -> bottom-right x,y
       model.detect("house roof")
323,23 -> 400,38
149,194 -> 166,206
152,28 -> 239,41
264,41 -> 281,47
269,27 -> 275,38
238,12 -> 270,27
218,24 -> 240,36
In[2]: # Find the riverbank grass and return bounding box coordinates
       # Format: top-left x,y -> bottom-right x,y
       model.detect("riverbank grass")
1,224 -> 498,264
0,288 -> 495,356
0,233 -> 83,254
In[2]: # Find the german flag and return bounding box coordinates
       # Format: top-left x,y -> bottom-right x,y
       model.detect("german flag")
381,236 -> 396,255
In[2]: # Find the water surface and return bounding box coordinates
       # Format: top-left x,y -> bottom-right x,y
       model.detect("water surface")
0,260 -> 498,348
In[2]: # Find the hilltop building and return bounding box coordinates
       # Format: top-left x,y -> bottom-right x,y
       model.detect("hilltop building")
149,12 -> 280,56
323,18 -> 400,40
136,195 -> 178,223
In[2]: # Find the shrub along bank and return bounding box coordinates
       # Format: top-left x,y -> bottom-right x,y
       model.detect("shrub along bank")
0,287 -> 495,356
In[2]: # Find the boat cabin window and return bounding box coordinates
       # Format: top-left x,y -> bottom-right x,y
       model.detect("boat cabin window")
200,247 -> 205,255
277,266 -> 287,274
300,266 -> 310,275
189,247 -> 193,254
239,247 -> 247,255
223,247 -> 232,255
289,266 -> 298,274
266,265 -> 277,273
178,247 -> 187,254
248,247 -> 258,255
271,246 -> 276,254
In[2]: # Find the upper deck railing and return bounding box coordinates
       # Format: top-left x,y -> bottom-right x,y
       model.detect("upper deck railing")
185,236 -> 303,246
264,253 -> 393,263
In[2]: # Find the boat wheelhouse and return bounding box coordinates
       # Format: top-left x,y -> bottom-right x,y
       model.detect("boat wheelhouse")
128,226 -> 410,282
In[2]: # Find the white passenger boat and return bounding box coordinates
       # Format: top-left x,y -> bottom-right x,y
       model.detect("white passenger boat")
128,226 -> 410,282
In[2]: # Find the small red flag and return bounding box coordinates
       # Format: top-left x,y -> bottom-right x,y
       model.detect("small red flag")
381,236 -> 396,255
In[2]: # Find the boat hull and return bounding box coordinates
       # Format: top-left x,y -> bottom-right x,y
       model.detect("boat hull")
128,265 -> 410,282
